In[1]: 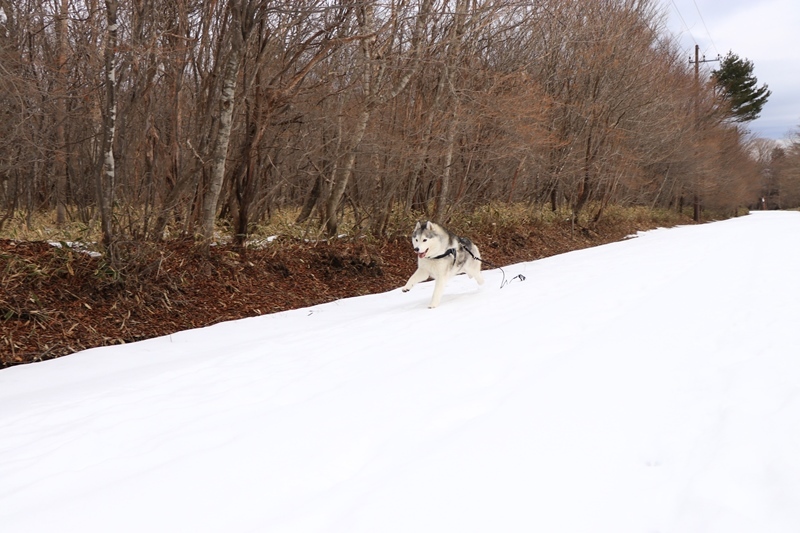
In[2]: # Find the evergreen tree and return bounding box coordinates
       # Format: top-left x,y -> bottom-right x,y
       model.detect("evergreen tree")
712,51 -> 771,123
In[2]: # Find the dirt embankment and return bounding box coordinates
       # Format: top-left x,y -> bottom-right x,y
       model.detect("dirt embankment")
1,219 -> 662,367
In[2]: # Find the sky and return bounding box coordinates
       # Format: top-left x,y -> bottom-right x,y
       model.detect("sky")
663,0 -> 800,140
2,211 -> 800,532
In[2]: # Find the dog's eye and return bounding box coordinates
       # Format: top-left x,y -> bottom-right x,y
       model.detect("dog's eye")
422,238 -> 427,242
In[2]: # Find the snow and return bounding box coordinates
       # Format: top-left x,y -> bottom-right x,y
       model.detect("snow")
2,211 -> 800,532
48,240 -> 103,258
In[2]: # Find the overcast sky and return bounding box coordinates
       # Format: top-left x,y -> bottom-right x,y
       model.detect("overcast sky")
662,0 -> 800,140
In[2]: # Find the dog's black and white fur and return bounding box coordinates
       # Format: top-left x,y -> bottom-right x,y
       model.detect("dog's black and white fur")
402,221 -> 484,308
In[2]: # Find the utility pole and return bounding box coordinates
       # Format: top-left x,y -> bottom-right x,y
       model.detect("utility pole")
689,45 -> 720,221
690,45 -> 721,87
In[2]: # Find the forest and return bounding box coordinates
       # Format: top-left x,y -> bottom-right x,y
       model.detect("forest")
1,0 -> 799,247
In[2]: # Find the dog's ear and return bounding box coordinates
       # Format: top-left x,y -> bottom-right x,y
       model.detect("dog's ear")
414,221 -> 421,231
425,221 -> 433,230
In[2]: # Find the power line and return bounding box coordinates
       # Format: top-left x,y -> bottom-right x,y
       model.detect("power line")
669,0 -> 698,55
690,0 -> 720,57
669,1 -> 722,68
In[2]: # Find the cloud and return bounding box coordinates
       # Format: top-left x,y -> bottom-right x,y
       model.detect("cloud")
710,0 -> 799,62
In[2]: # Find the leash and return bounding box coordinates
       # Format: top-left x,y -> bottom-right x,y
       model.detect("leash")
461,245 -> 526,289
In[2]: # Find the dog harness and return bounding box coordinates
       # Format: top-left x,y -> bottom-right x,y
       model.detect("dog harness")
431,237 -> 473,264
422,230 -> 526,288
425,232 -> 526,288
431,248 -> 457,262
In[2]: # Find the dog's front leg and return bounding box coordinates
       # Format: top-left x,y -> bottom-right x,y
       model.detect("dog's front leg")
429,277 -> 447,308
402,268 -> 429,292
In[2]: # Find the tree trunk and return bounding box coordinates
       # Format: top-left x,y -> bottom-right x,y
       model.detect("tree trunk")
431,0 -> 466,221
693,193 -> 701,221
97,0 -> 118,247
232,117 -> 265,246
572,131 -> 594,224
296,174 -> 323,225
433,107 -> 458,222
324,108 -> 370,237
54,0 -> 69,227
201,12 -> 244,242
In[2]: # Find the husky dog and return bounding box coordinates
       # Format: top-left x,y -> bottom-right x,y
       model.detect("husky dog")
402,221 -> 485,308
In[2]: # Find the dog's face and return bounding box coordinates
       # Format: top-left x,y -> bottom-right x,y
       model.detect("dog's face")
411,221 -> 443,259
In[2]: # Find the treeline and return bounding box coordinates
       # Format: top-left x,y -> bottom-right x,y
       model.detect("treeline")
0,0 -> 765,244
752,135 -> 800,210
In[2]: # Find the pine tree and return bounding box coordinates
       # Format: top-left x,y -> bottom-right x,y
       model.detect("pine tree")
712,51 -> 771,123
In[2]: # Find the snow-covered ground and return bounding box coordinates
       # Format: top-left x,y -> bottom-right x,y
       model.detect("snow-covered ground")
2,211 -> 800,533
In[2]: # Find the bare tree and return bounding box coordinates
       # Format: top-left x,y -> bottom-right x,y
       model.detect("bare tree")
0,0 -> 769,246
199,0 -> 251,242
53,0 -> 69,226
97,0 -> 118,246
320,0 -> 432,237
226,2 -> 354,245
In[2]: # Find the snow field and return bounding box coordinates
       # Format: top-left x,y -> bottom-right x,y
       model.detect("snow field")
1,211 -> 799,532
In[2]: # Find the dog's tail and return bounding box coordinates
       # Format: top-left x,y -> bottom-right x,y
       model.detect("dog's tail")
457,236 -> 479,260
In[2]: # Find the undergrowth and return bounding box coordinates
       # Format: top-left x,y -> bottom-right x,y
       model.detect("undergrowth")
0,203 -> 708,249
